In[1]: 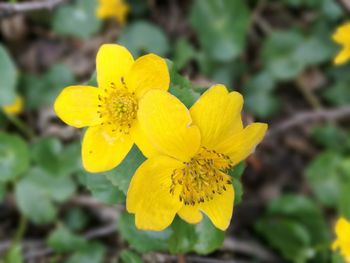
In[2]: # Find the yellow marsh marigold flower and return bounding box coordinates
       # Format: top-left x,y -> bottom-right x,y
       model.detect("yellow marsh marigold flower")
2,96 -> 23,115
333,22 -> 350,65
54,44 -> 169,173
96,0 -> 129,25
333,217 -> 350,262
127,85 -> 267,231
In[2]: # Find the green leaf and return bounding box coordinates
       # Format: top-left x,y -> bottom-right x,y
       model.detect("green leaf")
323,81 -> 350,106
105,146 -> 145,194
15,167 -> 76,224
194,216 -> 225,255
228,162 -> 246,179
52,0 -> 101,39
65,242 -> 106,263
190,0 -> 250,62
0,44 -> 17,106
332,251 -> 347,263
119,250 -> 143,263
118,213 -> 171,253
82,172 -> 125,204
311,124 -> 350,152
168,217 -> 197,254
118,21 -> 169,57
167,60 -> 200,108
338,160 -> 350,220
173,38 -> 196,70
0,183 -> 6,202
4,244 -> 23,263
64,207 -> 89,232
306,151 -> 343,206
31,138 -> 81,177
48,224 -> 87,253
0,132 -> 29,182
232,178 -> 243,205
21,64 -> 75,109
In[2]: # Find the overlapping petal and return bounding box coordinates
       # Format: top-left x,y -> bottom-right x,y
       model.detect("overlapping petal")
190,85 -> 243,150
138,90 -> 201,162
125,54 -> 170,99
96,44 -> 134,90
127,155 -> 184,230
54,86 -> 101,128
178,205 -> 203,224
82,126 -> 133,173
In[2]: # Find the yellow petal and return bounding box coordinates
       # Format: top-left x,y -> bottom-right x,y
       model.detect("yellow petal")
125,54 -> 170,99
334,47 -> 350,65
216,123 -> 267,166
332,23 -> 350,45
127,155 -> 184,231
54,86 -> 101,128
138,90 -> 201,162
178,205 -> 203,224
199,183 -> 234,231
96,44 -> 134,90
2,95 -> 23,115
82,125 -> 133,172
190,84 -> 243,150
131,120 -> 160,158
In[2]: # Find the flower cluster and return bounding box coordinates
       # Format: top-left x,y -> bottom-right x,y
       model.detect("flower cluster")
54,44 -> 267,231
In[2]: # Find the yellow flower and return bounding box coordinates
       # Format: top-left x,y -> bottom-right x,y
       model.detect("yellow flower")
126,85 -> 267,231
333,217 -> 350,262
332,22 -> 350,65
54,44 -> 169,173
2,96 -> 23,115
96,0 -> 129,25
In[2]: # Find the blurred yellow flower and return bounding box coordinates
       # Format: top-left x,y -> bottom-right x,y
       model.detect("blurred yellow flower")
332,23 -> 350,65
54,44 -> 169,173
333,217 -> 350,262
96,0 -> 129,25
127,85 -> 267,231
2,96 -> 23,115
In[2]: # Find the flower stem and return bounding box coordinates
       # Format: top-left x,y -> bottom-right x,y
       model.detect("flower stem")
4,113 -> 35,140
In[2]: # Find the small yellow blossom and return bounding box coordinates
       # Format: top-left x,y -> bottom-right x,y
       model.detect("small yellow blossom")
127,85 -> 267,231
2,96 -> 23,115
54,44 -> 169,173
96,0 -> 129,25
332,23 -> 350,65
333,217 -> 350,263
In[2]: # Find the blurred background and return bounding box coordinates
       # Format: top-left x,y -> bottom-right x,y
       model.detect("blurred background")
1,0 -> 350,262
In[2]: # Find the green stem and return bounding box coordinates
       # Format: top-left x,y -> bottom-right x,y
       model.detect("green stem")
4,113 -> 35,140
13,215 -> 27,245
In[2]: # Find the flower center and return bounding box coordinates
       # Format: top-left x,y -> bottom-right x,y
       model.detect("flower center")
170,147 -> 233,206
97,82 -> 138,134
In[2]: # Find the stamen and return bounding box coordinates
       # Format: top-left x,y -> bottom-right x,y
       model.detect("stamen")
170,147 -> 233,206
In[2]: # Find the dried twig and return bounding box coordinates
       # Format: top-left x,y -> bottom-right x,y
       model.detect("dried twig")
267,106 -> 350,138
0,0 -> 67,18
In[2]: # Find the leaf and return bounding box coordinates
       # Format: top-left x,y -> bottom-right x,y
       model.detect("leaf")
0,132 -> 30,182
21,64 -> 75,109
64,207 -> 89,232
306,151 -> 343,207
173,38 -> 196,70
168,217 -> 197,254
190,0 -> 250,62
0,183 -> 6,202
0,44 -> 17,106
47,224 -> 87,253
228,162 -> 246,179
52,0 -> 101,39
311,124 -> 350,152
338,160 -> 350,220
118,21 -> 169,57
105,146 -> 145,194
81,172 -> 125,204
15,167 -> 76,224
118,212 -> 171,253
194,216 -> 225,255
65,242 -> 106,263
323,81 -> 350,107
167,60 -> 200,108
4,244 -> 23,263
119,250 -> 143,263
232,178 -> 243,205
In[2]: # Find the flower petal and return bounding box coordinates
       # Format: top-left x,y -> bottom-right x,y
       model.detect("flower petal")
125,54 -> 170,99
54,86 -> 101,128
190,84 -> 243,150
334,47 -> 350,65
216,123 -> 268,166
178,205 -> 203,224
96,44 -> 134,90
127,155 -> 184,231
332,23 -> 350,45
82,126 -> 133,172
3,95 -> 23,115
138,90 -> 201,162
131,120 -> 160,158
199,183 -> 234,231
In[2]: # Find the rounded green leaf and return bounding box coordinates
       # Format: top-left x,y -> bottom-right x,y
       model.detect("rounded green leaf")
0,44 -> 17,106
